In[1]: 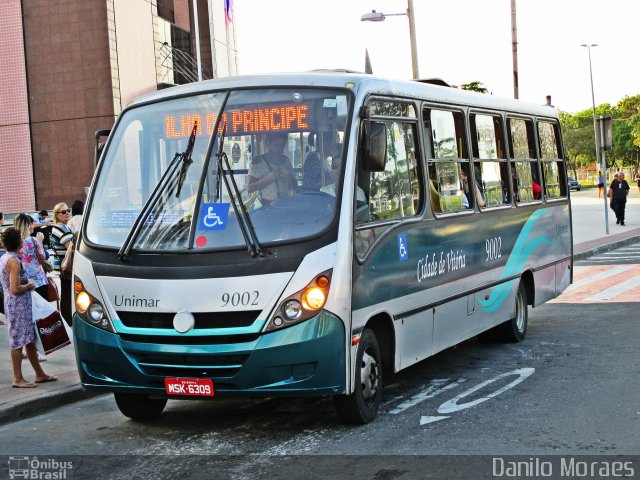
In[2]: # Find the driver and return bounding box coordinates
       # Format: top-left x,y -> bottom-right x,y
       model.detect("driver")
247,133 -> 297,205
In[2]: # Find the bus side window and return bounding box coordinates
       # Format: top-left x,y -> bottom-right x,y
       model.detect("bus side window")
471,113 -> 510,208
425,108 -> 470,214
538,120 -> 567,199
507,117 -> 541,204
355,119 -> 423,257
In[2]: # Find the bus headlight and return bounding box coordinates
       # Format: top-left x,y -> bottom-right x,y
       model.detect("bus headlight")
74,277 -> 114,333
264,270 -> 332,332
76,292 -> 91,313
87,303 -> 105,324
284,300 -> 303,320
301,288 -> 326,310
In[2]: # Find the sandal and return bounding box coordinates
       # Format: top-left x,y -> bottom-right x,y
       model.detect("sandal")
35,375 -> 58,383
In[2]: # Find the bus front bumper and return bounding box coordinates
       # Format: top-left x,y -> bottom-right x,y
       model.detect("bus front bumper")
74,311 -> 346,397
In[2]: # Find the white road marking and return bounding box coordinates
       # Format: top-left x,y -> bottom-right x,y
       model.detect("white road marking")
389,379 -> 466,415
584,276 -> 640,301
437,368 -> 535,414
570,266 -> 631,288
419,415 -> 450,425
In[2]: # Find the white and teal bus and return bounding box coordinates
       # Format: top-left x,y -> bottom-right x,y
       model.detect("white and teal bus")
74,72 -> 572,424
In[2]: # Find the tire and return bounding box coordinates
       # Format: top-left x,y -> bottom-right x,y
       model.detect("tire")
114,393 -> 167,420
478,281 -> 528,343
577,186 -> 581,191
333,329 -> 383,425
496,281 -> 528,342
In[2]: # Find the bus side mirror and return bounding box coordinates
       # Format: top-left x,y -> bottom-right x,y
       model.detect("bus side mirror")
95,129 -> 111,168
365,121 -> 387,171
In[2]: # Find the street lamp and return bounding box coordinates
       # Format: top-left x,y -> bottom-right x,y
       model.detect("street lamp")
361,0 -> 419,79
581,43 -> 609,233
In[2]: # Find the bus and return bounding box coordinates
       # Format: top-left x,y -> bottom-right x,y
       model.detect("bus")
74,72 -> 572,424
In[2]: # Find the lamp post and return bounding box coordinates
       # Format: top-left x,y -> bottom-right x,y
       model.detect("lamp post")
581,43 -> 608,233
361,0 -> 419,79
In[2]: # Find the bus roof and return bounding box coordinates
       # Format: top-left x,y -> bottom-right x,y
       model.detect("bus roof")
130,72 -> 558,119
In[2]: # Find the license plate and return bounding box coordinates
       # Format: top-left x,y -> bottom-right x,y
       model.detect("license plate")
164,378 -> 214,397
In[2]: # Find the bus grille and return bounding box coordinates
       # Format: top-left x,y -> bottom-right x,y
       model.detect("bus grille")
124,349 -> 250,379
117,311 -> 261,329
119,333 -> 260,345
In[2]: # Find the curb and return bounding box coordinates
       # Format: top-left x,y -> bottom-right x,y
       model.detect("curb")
574,235 -> 640,261
0,385 -> 102,427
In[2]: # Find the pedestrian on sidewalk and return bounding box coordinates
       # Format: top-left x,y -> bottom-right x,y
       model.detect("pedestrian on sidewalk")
597,172 -> 605,198
0,228 -> 57,388
67,200 -> 84,234
608,172 -> 630,226
51,203 -> 73,324
13,214 -> 49,300
635,172 -> 640,194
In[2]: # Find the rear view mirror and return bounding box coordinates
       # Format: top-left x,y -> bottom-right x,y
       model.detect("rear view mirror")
95,129 -> 111,168
365,121 -> 387,171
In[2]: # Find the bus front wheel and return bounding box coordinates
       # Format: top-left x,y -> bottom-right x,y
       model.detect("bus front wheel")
114,393 -> 167,421
333,329 -> 383,425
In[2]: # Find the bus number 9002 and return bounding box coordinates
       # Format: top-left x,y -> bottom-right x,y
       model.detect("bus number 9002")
221,291 -> 260,307
486,237 -> 502,262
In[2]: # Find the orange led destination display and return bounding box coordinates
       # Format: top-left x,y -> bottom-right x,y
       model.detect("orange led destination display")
165,104 -> 310,139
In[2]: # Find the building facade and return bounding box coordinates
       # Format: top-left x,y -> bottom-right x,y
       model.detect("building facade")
0,0 -> 238,212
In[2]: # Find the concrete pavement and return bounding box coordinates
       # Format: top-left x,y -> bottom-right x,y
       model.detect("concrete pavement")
0,186 -> 638,425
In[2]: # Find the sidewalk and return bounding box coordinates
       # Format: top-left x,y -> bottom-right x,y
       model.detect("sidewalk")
0,188 -> 638,425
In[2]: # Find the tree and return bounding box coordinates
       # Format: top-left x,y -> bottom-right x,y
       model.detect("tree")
456,82 -> 489,94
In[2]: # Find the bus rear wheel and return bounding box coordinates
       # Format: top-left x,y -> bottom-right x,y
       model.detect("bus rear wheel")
114,393 -> 167,420
479,281 -> 528,343
497,281 -> 528,342
333,329 -> 383,425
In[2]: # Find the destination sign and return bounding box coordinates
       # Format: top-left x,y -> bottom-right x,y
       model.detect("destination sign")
165,103 -> 310,139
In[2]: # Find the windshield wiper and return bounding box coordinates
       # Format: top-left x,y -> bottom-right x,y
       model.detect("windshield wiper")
175,122 -> 197,197
215,123 -> 264,257
117,122 -> 198,261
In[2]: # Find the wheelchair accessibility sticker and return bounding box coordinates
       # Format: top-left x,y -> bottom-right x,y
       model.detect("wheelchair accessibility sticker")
398,233 -> 408,261
199,203 -> 230,230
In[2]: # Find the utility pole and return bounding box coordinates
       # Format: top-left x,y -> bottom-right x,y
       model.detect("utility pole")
511,0 -> 519,99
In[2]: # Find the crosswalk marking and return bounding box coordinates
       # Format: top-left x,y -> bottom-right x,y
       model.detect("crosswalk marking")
584,276 -> 640,301
552,264 -> 640,303
571,265 -> 631,288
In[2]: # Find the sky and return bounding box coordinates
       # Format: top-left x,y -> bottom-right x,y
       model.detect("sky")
231,0 -> 639,114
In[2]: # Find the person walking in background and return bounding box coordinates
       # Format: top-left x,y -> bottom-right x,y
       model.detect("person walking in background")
0,228 -> 56,388
13,214 -> 49,300
608,172 -> 630,226
67,200 -> 84,234
635,172 -> 640,194
51,203 -> 74,324
32,209 -> 53,248
597,172 -> 605,198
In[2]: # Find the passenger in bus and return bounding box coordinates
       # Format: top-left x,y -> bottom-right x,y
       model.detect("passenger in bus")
428,168 -> 442,214
460,168 -> 484,209
247,132 -> 297,205
532,175 -> 542,200
300,152 -> 333,192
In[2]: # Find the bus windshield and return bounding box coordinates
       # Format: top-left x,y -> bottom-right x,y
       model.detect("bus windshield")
86,88 -> 351,251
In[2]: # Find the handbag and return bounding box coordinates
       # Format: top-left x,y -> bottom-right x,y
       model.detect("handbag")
60,239 -> 75,279
46,276 -> 60,305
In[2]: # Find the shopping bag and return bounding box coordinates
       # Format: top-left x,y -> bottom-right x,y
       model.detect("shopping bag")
34,311 -> 71,355
31,291 -> 71,354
